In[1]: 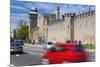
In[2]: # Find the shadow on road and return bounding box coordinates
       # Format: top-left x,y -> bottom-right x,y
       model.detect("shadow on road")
10,51 -> 27,55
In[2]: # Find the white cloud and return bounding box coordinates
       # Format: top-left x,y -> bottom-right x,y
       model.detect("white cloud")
24,2 -> 57,13
11,13 -> 28,18
11,5 -> 28,11
11,14 -> 28,23
10,13 -> 29,29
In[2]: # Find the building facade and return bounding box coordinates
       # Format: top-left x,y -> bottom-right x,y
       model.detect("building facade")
39,8 -> 95,44
74,11 -> 95,44
29,7 -> 95,44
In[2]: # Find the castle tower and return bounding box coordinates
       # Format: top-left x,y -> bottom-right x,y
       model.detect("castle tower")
29,7 -> 38,40
56,7 -> 60,20
70,13 -> 75,42
64,13 -> 75,42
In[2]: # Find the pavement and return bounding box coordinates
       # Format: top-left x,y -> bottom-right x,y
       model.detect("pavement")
24,43 -> 43,48
85,49 -> 95,52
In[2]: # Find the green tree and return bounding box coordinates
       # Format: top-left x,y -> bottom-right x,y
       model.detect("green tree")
16,20 -> 29,40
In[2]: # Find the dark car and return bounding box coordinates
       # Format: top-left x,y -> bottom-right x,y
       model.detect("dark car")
10,39 -> 24,53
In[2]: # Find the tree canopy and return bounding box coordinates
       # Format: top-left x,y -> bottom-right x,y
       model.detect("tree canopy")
16,20 -> 29,40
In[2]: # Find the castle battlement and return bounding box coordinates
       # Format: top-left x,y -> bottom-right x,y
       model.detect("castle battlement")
75,10 -> 95,19
64,13 -> 76,17
64,10 -> 95,20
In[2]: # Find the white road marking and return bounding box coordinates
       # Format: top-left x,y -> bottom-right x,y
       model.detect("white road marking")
10,64 -> 15,67
25,51 -> 42,56
15,54 -> 20,56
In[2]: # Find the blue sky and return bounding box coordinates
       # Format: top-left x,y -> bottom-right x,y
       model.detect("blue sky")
10,0 -> 95,30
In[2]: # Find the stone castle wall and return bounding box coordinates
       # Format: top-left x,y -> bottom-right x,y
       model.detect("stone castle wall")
74,11 -> 95,44
46,11 -> 95,44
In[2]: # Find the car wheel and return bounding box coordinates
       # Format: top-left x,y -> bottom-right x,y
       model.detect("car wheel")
41,59 -> 49,65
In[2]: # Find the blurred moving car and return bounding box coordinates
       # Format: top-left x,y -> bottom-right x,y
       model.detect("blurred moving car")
10,39 -> 24,53
41,43 -> 88,64
43,42 -> 54,50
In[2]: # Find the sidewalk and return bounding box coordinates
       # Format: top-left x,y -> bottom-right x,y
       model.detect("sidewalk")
85,49 -> 95,52
24,43 -> 43,48
24,43 -> 95,52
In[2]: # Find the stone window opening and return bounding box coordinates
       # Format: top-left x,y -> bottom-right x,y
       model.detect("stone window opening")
68,25 -> 69,28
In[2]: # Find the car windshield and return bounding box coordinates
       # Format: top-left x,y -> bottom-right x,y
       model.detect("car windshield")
47,42 -> 53,45
48,46 -> 64,52
19,41 -> 23,45
67,45 -> 84,51
15,41 -> 20,44
75,45 -> 84,51
15,40 -> 22,46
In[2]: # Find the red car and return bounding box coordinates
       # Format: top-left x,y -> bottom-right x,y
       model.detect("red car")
41,43 -> 88,64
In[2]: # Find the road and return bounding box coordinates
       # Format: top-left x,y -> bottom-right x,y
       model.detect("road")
23,44 -> 44,55
10,44 -> 44,66
10,53 -> 42,66
10,43 -> 95,66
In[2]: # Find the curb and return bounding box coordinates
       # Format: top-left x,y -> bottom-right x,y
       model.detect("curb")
24,43 -> 43,48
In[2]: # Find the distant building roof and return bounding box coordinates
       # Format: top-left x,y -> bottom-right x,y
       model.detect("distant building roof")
31,7 -> 36,10
29,7 -> 38,14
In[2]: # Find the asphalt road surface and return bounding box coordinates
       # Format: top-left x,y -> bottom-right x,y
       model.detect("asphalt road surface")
10,44 -> 95,66
10,44 -> 44,66
23,45 -> 44,55
10,53 -> 42,66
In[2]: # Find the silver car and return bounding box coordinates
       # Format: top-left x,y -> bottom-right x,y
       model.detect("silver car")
43,42 -> 54,50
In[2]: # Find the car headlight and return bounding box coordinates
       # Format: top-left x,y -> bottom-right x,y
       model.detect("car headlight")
41,58 -> 49,64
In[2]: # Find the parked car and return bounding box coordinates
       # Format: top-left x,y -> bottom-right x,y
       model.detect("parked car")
10,39 -> 24,53
41,43 -> 88,64
43,42 -> 54,50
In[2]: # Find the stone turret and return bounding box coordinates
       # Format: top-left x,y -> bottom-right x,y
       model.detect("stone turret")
64,13 -> 76,42
56,7 -> 60,20
29,7 -> 38,40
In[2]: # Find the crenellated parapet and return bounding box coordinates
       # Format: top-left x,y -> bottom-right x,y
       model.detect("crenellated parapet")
63,10 -> 95,20
74,10 -> 95,19
64,13 -> 76,17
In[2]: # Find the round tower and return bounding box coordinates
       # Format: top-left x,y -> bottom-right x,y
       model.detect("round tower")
56,7 -> 60,20
29,7 -> 38,40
